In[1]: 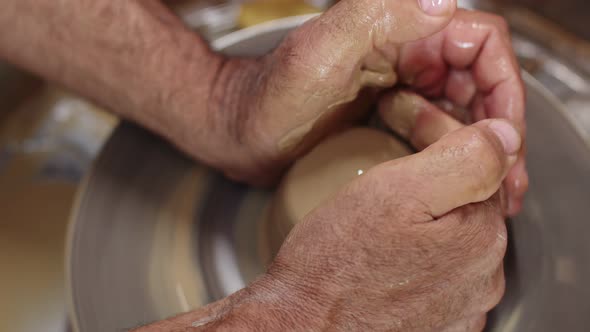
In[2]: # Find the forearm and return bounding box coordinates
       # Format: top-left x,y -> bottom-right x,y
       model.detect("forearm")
0,0 -> 236,165
133,274 -> 325,331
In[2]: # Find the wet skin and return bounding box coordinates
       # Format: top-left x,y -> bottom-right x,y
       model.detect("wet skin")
0,0 -> 527,331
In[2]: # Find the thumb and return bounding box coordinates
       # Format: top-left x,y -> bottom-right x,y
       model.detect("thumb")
258,0 -> 456,165
375,0 -> 457,43
316,0 -> 457,46
288,0 -> 457,68
379,119 -> 521,219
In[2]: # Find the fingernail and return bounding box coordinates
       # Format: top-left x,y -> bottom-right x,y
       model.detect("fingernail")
488,120 -> 522,155
419,0 -> 453,16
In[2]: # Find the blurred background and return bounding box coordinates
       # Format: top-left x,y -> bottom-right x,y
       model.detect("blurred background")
0,0 -> 589,331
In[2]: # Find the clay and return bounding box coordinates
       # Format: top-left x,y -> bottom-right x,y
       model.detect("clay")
267,127 -> 411,255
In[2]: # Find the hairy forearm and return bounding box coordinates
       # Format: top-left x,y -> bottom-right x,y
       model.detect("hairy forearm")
0,0 -> 237,164
133,274 -> 326,331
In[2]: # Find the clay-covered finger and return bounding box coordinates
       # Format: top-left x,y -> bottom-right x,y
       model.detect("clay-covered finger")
378,91 -> 463,150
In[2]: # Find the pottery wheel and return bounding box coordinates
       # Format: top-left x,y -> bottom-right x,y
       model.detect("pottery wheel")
67,16 -> 590,332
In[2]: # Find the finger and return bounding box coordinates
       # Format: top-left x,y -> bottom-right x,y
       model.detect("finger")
378,91 -> 463,150
445,69 -> 478,109
441,315 -> 487,332
365,0 -> 458,44
397,10 -> 525,129
297,0 -> 458,85
295,0 -> 458,78
396,11 -> 529,210
432,99 -> 469,123
378,91 -> 525,216
377,119 -> 521,218
471,93 -> 529,212
260,0 -> 458,161
505,151 -> 529,216
302,0 -> 458,52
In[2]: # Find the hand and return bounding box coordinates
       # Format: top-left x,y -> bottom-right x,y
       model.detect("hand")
186,1 -> 526,215
263,117 -> 520,331
386,10 -> 528,216
174,0 -> 459,185
134,99 -> 520,332
144,116 -> 520,332
0,0 -> 526,212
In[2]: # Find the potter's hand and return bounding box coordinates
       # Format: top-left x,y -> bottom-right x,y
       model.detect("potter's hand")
198,0 -> 460,185
138,118 -> 519,332
1,0 -> 526,207
266,118 -> 520,331
377,10 -> 528,215
379,89 -> 523,216
207,4 -> 526,209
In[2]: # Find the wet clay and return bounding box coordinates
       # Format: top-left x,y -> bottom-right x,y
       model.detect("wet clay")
266,127 -> 411,255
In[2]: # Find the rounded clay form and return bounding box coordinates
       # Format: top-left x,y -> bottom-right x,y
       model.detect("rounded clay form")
266,127 -> 411,254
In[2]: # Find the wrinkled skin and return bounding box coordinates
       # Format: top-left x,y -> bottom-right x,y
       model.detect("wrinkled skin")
0,0 -> 527,331
268,120 -> 517,331
1,0 -> 527,214
139,114 -> 521,332
207,3 -> 527,215
132,1 -> 527,331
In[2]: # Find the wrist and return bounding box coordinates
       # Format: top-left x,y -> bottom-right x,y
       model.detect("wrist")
205,57 -> 269,167
174,54 -> 281,183
133,36 -> 226,156
250,272 -> 329,330
190,273 -> 328,331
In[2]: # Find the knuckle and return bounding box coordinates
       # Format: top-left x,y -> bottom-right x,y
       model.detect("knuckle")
466,126 -> 504,167
377,164 -> 434,222
365,162 -> 433,223
460,126 -> 506,199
